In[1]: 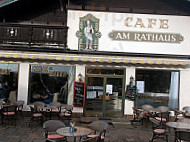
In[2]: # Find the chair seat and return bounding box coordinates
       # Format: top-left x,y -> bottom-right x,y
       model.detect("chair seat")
52,109 -> 59,113
144,111 -> 152,116
3,112 -> 15,115
177,116 -> 183,119
154,129 -> 168,134
87,134 -> 104,140
60,112 -> 71,117
155,117 -> 167,122
33,113 -> 43,117
48,134 -> 65,139
64,112 -> 71,117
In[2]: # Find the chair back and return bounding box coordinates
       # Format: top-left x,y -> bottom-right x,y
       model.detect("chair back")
29,106 -> 38,114
157,111 -> 170,122
49,102 -> 61,107
149,117 -> 160,127
33,101 -> 45,108
0,100 -> 6,105
182,106 -> 190,111
13,100 -> 24,106
88,120 -> 109,132
175,130 -> 190,141
2,105 -> 17,113
155,106 -> 169,112
43,120 -> 66,132
141,104 -> 154,111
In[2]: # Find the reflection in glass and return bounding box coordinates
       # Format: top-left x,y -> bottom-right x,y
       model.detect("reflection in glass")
28,65 -> 74,104
86,77 -> 103,117
136,69 -> 179,109
0,63 -> 18,104
105,78 -> 122,117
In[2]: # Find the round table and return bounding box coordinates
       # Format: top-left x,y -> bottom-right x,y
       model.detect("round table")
56,126 -> 92,142
166,122 -> 190,130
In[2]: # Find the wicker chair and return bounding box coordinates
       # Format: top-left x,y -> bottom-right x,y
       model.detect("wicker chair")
175,130 -> 190,142
173,109 -> 183,122
13,100 -> 24,118
1,105 -> 17,126
141,104 -> 154,126
130,107 -> 144,126
43,120 -> 67,142
29,106 -> 44,127
87,120 -> 109,142
59,105 -> 73,125
154,111 -> 170,124
149,117 -> 169,142
49,102 -> 61,119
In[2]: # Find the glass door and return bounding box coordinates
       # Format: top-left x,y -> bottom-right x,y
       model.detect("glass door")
105,78 -> 123,117
85,67 -> 125,117
85,77 -> 104,117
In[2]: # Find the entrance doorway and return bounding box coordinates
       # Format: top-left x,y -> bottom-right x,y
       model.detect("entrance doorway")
84,67 -> 125,117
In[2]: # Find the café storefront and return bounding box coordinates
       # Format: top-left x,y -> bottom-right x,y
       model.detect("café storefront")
0,9 -> 190,117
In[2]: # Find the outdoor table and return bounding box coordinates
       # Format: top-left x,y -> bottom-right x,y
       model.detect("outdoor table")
166,122 -> 190,130
56,126 -> 92,142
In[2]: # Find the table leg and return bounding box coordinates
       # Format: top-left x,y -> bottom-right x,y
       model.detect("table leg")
74,136 -> 76,142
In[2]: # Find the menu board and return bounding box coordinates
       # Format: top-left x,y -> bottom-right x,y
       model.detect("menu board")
73,81 -> 86,107
125,85 -> 137,100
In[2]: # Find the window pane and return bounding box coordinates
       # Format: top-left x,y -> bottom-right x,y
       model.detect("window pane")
87,67 -> 124,75
0,63 -> 18,103
135,69 -> 179,109
28,65 -> 74,104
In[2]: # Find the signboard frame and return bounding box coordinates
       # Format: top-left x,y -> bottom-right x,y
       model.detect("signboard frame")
73,81 -> 86,108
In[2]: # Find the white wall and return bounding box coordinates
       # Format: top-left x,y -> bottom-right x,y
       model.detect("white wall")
179,68 -> 190,109
73,65 -> 86,113
124,66 -> 135,115
17,63 -> 30,111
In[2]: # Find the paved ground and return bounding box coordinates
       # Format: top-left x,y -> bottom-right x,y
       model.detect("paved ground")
0,116 -> 175,142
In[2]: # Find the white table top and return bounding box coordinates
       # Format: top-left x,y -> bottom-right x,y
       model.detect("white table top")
166,122 -> 190,130
56,126 -> 92,137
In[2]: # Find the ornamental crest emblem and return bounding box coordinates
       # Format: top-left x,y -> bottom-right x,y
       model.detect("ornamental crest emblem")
76,14 -> 101,51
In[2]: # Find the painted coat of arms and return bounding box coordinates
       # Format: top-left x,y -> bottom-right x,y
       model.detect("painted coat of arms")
76,14 -> 101,51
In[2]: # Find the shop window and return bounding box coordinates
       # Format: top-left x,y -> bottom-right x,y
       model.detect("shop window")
28,65 -> 74,104
135,69 -> 179,109
86,67 -> 124,75
0,63 -> 18,104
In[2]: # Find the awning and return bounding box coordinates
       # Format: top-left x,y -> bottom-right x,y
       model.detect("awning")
0,50 -> 189,66
0,0 -> 18,8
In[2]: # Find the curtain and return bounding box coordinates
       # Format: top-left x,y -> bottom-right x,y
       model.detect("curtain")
168,72 -> 179,109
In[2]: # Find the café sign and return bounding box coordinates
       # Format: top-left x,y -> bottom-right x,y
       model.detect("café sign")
67,10 -> 190,55
109,31 -> 183,43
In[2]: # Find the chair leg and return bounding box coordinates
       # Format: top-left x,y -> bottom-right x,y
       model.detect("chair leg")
166,134 -> 168,142
149,133 -> 155,142
29,117 -> 34,127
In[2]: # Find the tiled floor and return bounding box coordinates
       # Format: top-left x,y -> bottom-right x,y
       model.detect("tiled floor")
0,116 -> 175,142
